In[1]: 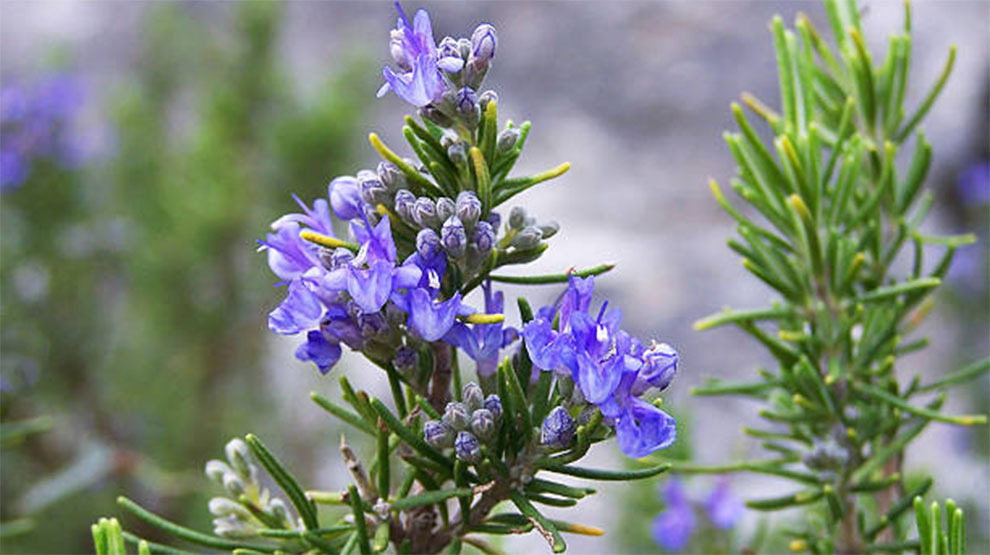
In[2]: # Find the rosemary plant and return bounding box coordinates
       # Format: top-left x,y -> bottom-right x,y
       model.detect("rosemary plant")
681,0 -> 988,553
92,3 -> 680,553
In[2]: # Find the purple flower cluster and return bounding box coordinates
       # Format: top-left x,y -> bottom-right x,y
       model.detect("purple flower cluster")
523,276 -> 678,457
444,282 -> 518,377
377,2 -> 497,113
1,74 -> 83,190
651,478 -> 743,552
261,186 -> 471,374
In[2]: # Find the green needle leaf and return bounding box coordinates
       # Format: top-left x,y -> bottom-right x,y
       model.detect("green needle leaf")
245,434 -> 320,530
540,462 -> 670,481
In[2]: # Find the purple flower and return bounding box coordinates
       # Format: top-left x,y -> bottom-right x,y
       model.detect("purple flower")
1,74 -> 84,191
523,276 -> 678,457
651,479 -> 695,552
295,330 -> 343,375
378,4 -> 447,107
956,161 -> 990,206
406,288 -> 462,341
705,478 -> 743,530
328,176 -> 365,220
444,283 -> 517,376
268,279 -> 324,335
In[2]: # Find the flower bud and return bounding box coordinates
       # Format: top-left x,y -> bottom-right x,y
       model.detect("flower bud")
511,227 -> 542,250
424,419 -> 455,449
496,128 -> 520,153
358,312 -> 387,337
641,342 -> 678,391
471,24 -> 498,65
537,220 -> 560,239
455,191 -> 481,228
377,161 -> 405,191
487,210 -> 502,231
413,197 -> 441,229
541,406 -> 576,449
416,228 -> 442,260
457,37 -> 472,59
462,381 -> 484,411
328,176 -> 363,220
470,408 -> 496,441
455,87 -> 478,119
471,221 -> 495,254
222,471 -> 246,498
267,498 -> 291,525
441,216 -> 467,258
393,345 -> 418,373
454,431 -> 482,463
394,189 -> 416,224
358,169 -> 389,206
209,497 -> 252,520
213,515 -> 258,539
483,394 -> 503,420
478,90 -> 498,113
436,197 -> 456,222
437,36 -> 463,72
447,142 -> 467,166
205,460 -> 232,484
225,438 -> 252,478
508,206 -> 527,229
443,402 -> 471,430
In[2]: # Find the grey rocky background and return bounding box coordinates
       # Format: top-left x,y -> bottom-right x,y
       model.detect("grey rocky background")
3,1 -> 987,552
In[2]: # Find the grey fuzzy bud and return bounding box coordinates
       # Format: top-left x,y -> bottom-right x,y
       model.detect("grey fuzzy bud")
441,216 -> 467,258
377,161 -> 405,190
225,438 -> 252,478
438,36 -> 461,64
436,197 -> 456,222
462,382 -> 484,411
471,221 -> 495,255
358,169 -> 389,206
416,228 -> 442,260
478,90 -> 498,113
394,189 -> 417,224
447,143 -> 467,166
222,471 -> 246,498
508,206 -> 527,229
213,515 -> 258,539
457,38 -> 472,59
455,87 -> 478,119
454,431 -> 482,463
470,409 -> 496,442
537,221 -> 560,239
205,460 -> 232,484
541,407 -> 576,449
511,227 -> 542,250
393,345 -> 418,372
413,197 -> 441,229
209,497 -> 252,520
443,402 -> 471,431
358,312 -> 387,338
424,419 -> 455,449
455,192 -> 481,228
471,24 -> 497,65
267,498 -> 290,525
497,128 -> 520,153
483,394 -> 503,420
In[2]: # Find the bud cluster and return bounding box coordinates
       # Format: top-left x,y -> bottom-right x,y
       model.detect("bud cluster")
424,382 -> 502,463
204,438 -> 296,538
505,206 -> 558,251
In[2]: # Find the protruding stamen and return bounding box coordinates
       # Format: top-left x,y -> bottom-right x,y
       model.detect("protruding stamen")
299,230 -> 358,252
463,313 -> 505,324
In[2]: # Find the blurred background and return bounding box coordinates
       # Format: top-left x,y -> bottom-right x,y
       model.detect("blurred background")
0,2 -> 986,553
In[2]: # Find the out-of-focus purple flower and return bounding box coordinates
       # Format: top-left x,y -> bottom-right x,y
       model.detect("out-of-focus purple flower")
328,176 -> 365,220
1,74 -> 84,191
378,4 -> 446,107
651,479 -> 695,552
956,162 -> 990,206
705,478 -> 743,530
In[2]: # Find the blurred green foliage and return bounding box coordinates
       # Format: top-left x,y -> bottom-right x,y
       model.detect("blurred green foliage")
0,3 -> 367,552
